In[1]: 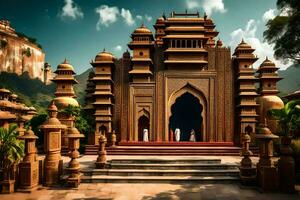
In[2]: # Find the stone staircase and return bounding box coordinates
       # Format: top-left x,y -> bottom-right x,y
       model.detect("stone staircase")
81,158 -> 240,183
85,145 -> 249,156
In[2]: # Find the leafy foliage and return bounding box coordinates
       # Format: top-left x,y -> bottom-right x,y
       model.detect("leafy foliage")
264,0 -> 300,64
27,114 -> 48,147
0,124 -> 24,172
22,47 -> 31,58
268,100 -> 300,137
15,31 -> 43,50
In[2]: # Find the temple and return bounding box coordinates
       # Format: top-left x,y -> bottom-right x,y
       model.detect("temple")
79,11 -> 284,152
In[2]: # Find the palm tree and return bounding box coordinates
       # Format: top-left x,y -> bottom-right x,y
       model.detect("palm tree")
268,100 -> 300,137
0,123 -> 24,181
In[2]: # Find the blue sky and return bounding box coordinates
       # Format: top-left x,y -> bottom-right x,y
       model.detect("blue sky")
0,0 -> 287,74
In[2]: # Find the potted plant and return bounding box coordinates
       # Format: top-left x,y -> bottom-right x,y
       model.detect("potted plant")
0,123 -> 25,193
268,100 -> 300,193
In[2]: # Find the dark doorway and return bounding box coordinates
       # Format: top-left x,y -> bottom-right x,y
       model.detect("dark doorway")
169,92 -> 203,141
138,115 -> 150,141
99,125 -> 107,135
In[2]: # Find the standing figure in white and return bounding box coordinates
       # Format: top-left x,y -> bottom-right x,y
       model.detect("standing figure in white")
143,128 -> 149,142
189,129 -> 196,142
174,128 -> 181,142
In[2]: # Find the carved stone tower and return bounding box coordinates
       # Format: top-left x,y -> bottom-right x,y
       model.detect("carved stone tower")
256,58 -> 284,133
128,24 -> 154,83
91,50 -> 115,143
233,39 -> 259,143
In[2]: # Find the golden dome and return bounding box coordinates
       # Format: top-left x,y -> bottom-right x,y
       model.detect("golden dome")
56,59 -> 75,73
0,88 -> 11,94
95,50 -> 115,62
53,96 -> 79,108
259,57 -> 276,68
156,17 -> 165,24
261,95 -> 284,110
133,24 -> 152,34
10,93 -> 18,99
237,39 -> 252,49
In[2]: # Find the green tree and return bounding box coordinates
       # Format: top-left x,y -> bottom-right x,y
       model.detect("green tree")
264,0 -> 300,64
0,123 -> 25,180
268,100 -> 300,137
27,113 -> 48,147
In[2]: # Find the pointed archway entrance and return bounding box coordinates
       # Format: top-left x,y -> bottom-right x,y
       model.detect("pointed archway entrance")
138,115 -> 150,141
167,84 -> 207,142
169,92 -> 203,141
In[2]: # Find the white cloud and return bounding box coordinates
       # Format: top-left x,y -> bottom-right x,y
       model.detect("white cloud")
186,0 -> 226,16
186,0 -> 200,9
95,5 -> 119,30
114,45 -> 122,51
229,19 -> 291,69
145,14 -> 153,22
136,15 -> 143,20
263,9 -> 276,22
60,0 -> 83,20
121,8 -> 135,26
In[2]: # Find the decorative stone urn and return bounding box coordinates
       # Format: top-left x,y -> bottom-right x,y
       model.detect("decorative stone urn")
65,127 -> 84,188
255,123 -> 279,191
17,127 -> 39,192
95,133 -> 107,169
278,136 -> 295,193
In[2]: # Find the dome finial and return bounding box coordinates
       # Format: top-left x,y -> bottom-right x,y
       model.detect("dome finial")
103,48 -> 106,52
241,38 -> 245,43
63,58 -> 68,64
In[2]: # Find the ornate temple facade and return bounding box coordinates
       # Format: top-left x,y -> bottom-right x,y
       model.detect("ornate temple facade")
84,12 -> 283,147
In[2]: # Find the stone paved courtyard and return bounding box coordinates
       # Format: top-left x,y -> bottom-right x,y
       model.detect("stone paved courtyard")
1,155 -> 300,200
1,183 -> 299,200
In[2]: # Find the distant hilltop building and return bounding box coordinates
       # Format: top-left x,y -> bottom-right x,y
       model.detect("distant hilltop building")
0,19 -> 52,84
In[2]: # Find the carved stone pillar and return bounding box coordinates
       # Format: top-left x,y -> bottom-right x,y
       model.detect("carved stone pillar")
18,127 -> 39,191
256,123 -> 279,191
239,132 -> 256,185
65,127 -> 84,187
40,102 -> 66,186
278,136 -> 295,193
95,133 -> 107,169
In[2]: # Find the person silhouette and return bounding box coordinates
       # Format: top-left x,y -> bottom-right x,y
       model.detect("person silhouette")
189,129 -> 196,142
143,128 -> 149,142
174,128 -> 181,142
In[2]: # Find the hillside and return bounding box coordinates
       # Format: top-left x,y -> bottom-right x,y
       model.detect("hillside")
0,68 -> 92,113
0,72 -> 55,113
74,67 -> 92,105
278,64 -> 300,96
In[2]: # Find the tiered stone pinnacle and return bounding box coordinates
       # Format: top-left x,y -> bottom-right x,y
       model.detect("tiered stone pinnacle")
91,49 -> 115,140
52,59 -> 79,108
128,24 -> 154,83
233,39 -> 259,141
257,57 -> 282,95
162,12 -> 218,69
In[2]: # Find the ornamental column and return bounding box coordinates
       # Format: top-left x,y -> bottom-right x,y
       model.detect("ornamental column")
18,127 -> 39,191
40,102 -> 66,186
